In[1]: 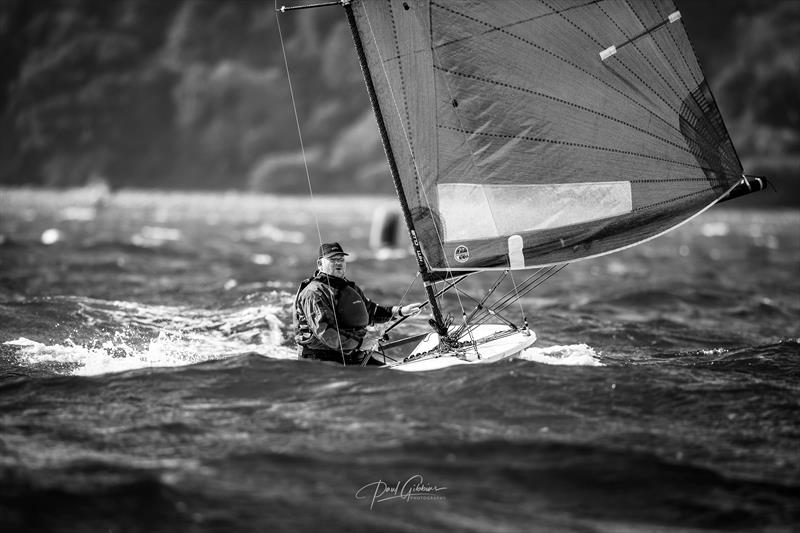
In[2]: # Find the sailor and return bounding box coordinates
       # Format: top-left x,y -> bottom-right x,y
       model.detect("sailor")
294,242 -> 422,365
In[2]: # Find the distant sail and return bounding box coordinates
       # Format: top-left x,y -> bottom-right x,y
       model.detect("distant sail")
351,0 -> 745,272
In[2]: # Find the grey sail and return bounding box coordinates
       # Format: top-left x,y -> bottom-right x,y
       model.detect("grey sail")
349,0 -> 750,273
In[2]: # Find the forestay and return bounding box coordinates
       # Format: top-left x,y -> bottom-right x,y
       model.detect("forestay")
350,0 -> 744,272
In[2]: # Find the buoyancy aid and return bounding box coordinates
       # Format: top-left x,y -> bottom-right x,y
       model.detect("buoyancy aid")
293,272 -> 392,352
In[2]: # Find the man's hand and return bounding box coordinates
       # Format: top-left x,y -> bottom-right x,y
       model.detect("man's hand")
398,302 -> 424,318
360,331 -> 382,352
362,338 -> 381,352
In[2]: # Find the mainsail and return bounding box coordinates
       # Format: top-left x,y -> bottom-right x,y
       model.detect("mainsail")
348,0 -> 752,273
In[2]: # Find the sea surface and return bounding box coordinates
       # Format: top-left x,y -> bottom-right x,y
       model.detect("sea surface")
0,187 -> 798,532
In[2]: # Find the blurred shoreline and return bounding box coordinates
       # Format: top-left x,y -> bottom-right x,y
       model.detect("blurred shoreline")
2,184 -> 796,209
1,2 -> 798,198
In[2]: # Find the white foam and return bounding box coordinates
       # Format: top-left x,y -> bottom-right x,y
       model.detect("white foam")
4,337 -> 45,348
516,344 -> 604,366
3,302 -> 297,376
4,333 -> 297,376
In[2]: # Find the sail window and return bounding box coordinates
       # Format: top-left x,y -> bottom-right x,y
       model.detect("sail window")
438,182 -> 633,242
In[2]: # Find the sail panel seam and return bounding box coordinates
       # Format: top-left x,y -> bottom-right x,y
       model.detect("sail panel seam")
438,124 -> 741,177
433,1 -> 681,115
593,1 -> 737,171
593,2 -> 682,111
386,3 -> 419,206
653,0 -> 701,86
591,1 -> 684,104
431,0 -> 603,51
623,0 -> 692,94
633,187 -> 717,211
661,2 -> 744,171
686,85 -> 739,169
630,177 -> 729,183
430,1 -> 729,172
434,66 -> 728,168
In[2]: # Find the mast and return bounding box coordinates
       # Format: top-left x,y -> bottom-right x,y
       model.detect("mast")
341,0 -> 449,337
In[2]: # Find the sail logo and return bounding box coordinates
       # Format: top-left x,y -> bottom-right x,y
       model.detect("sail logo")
454,245 -> 470,263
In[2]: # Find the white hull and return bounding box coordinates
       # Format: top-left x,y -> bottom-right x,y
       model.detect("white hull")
383,324 -> 536,372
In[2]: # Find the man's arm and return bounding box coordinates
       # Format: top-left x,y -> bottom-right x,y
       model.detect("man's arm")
361,288 -> 423,325
366,300 -> 394,324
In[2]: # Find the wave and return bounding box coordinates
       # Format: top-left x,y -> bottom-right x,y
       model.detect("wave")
3,436 -> 797,532
1,294 -> 297,377
3,337 -> 603,377
3,292 -> 791,379
2,335 -> 295,377
651,339 -> 800,380
516,344 -> 603,366
1,292 -> 609,378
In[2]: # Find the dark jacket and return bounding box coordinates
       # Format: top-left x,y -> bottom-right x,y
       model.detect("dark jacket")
294,272 -> 394,354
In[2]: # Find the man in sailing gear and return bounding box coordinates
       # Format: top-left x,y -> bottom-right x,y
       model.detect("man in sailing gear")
294,242 -> 422,365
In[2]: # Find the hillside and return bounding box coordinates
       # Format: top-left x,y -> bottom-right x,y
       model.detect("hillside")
0,0 -> 797,202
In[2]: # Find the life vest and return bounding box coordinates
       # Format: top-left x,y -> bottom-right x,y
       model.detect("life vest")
293,273 -> 371,348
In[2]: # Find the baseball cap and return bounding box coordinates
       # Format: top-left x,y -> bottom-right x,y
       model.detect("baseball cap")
318,242 -> 349,259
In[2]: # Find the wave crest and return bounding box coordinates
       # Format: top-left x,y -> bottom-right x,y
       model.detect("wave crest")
516,344 -> 603,366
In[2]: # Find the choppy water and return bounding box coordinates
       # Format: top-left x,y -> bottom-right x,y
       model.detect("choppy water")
1,188 -> 798,532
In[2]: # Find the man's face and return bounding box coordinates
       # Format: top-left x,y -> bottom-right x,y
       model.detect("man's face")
318,254 -> 346,278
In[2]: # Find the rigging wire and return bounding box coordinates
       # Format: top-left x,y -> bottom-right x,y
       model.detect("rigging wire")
508,269 -> 528,328
397,270 -> 421,307
275,3 -> 321,247
359,2 -> 470,329
380,270 -> 420,339
456,270 -> 542,336
461,265 -> 566,335
492,267 -> 558,313
498,265 -> 565,312
382,272 -> 473,337
452,270 -> 508,339
275,3 -> 346,365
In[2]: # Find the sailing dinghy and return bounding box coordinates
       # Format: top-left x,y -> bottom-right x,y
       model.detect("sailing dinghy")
277,0 -> 766,371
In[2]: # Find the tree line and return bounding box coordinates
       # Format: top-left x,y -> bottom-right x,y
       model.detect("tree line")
0,0 -> 796,201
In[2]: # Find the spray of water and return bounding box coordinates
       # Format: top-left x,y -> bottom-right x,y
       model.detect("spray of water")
516,344 -> 604,366
3,299 -> 297,377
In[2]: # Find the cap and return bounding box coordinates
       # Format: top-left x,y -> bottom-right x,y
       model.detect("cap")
318,242 -> 349,259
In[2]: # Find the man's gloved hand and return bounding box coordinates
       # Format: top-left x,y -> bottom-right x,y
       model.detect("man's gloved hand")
397,302 -> 424,318
360,331 -> 382,352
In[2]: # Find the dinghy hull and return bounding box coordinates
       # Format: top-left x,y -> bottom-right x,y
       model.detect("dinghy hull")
380,324 -> 536,372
